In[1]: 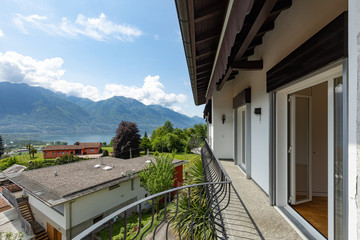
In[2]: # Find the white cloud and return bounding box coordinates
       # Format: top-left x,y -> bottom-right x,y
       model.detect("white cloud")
153,34 -> 159,40
104,75 -> 187,108
0,29 -> 4,37
0,51 -> 187,112
14,13 -> 142,42
0,51 -> 102,100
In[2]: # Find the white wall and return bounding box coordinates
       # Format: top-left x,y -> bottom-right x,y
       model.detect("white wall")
212,0 -> 347,194
212,82 -> 234,159
28,194 -> 66,238
70,177 -> 147,227
348,0 -> 360,238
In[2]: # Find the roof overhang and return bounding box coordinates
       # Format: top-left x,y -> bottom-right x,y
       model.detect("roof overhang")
175,0 -> 292,105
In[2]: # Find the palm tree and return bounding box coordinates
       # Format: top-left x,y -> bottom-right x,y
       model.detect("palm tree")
30,148 -> 37,159
169,157 -> 215,239
25,144 -> 32,156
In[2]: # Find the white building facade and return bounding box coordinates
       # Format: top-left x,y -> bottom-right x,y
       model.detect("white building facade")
176,0 -> 359,239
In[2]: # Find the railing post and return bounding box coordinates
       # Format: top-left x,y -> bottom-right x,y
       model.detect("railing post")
108,220 -> 112,240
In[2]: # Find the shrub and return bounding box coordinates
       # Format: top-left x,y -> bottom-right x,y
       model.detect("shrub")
0,157 -> 18,171
102,150 -> 109,157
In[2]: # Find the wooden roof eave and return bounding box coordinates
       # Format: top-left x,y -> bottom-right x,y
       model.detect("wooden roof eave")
175,0 -> 199,105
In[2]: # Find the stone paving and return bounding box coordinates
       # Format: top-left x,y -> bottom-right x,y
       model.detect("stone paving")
220,160 -> 303,240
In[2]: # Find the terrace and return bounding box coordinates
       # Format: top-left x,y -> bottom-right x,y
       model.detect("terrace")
74,141 -> 301,239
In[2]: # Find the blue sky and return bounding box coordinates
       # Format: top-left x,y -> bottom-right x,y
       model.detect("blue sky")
0,0 -> 204,117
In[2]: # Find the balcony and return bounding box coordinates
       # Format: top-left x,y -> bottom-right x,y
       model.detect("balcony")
74,141 -> 300,240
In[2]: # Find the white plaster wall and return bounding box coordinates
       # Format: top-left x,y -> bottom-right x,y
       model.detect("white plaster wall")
214,0 -> 347,194
212,82 -> 234,159
28,195 -> 66,229
70,177 -> 147,227
348,0 -> 360,238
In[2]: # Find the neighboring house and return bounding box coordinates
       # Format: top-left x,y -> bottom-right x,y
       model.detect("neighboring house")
42,142 -> 102,159
6,156 -> 186,239
176,0 -> 359,239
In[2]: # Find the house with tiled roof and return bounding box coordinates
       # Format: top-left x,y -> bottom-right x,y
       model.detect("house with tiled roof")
4,156 -> 186,239
42,142 -> 102,159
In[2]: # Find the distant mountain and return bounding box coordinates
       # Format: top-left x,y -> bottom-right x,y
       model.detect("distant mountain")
0,82 -> 203,135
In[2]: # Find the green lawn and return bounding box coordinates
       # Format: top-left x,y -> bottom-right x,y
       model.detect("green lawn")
104,147 -> 200,161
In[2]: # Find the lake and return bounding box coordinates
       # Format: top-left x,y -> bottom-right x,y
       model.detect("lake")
39,134 -> 115,145
3,133 -> 115,145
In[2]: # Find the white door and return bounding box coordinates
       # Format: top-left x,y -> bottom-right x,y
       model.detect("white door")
289,95 -> 312,205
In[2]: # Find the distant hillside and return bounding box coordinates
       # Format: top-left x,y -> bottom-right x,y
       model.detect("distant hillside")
0,82 -> 204,134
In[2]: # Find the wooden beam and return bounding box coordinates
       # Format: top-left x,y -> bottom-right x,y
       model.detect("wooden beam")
197,71 -> 211,79
241,49 -> 255,59
195,28 -> 220,45
271,0 -> 292,15
255,22 -> 275,37
196,76 -> 209,82
196,47 -> 216,59
195,3 -> 224,23
196,57 -> 213,68
231,60 -> 263,70
233,0 -> 278,62
216,67 -> 233,91
249,37 -> 263,49
197,64 -> 212,73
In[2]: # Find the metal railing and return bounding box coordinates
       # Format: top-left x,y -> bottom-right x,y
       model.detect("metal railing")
2,186 -> 34,237
74,140 -> 233,240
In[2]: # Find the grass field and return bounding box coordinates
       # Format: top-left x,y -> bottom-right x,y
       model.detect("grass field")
103,146 -> 200,161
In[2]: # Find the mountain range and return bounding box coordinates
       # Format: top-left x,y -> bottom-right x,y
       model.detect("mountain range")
0,82 -> 203,135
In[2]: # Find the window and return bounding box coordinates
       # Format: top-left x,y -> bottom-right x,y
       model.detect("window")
90,149 -> 94,152
62,152 -> 64,155
45,152 -> 47,156
53,152 -> 55,156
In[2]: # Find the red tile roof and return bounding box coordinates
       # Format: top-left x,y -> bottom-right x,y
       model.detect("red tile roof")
0,196 -> 9,209
43,142 -> 101,151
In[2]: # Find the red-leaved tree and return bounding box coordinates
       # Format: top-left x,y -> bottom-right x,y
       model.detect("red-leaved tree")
113,121 -> 141,159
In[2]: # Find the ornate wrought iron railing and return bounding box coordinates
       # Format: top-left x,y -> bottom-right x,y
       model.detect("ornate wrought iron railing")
74,140 -> 232,240
2,186 -> 34,237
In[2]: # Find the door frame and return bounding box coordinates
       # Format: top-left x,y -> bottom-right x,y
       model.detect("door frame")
236,106 -> 247,170
289,94 -> 313,205
233,102 -> 251,179
275,62 -> 343,240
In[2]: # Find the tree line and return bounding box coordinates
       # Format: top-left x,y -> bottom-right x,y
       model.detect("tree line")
111,120 -> 206,159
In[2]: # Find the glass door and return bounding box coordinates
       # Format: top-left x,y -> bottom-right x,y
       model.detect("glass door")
289,95 -> 312,205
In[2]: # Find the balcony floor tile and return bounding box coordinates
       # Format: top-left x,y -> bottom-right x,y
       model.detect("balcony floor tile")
220,160 -> 303,240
